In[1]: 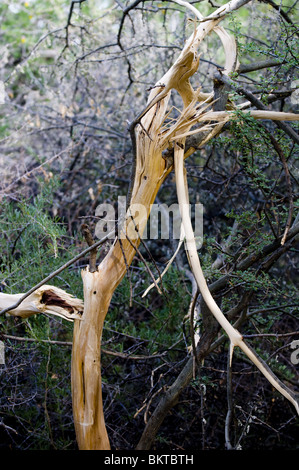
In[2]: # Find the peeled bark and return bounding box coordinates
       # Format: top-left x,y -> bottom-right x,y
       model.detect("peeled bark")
70,0 -> 299,449
71,108 -> 170,449
71,269 -> 110,450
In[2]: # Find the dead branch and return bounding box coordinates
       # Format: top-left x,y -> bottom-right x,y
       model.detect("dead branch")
69,0 -> 299,450
213,70 -> 299,146
0,230 -> 113,318
0,285 -> 83,322
135,228 -> 299,449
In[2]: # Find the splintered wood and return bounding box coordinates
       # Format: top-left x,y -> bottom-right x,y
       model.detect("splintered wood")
71,269 -> 110,450
70,0 -> 299,449
0,285 -> 83,321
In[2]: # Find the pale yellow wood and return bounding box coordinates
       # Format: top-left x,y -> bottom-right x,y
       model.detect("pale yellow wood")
71,269 -> 110,450
0,286 -> 83,321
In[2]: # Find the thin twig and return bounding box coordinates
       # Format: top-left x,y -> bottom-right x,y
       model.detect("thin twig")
81,223 -> 98,272
190,290 -> 200,377
118,237 -> 133,307
43,344 -> 56,449
3,334 -> 167,360
259,126 -> 294,245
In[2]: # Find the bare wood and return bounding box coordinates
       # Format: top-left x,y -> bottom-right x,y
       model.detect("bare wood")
1,0 -> 297,452
0,285 -> 83,322
71,0 -> 298,449
71,269 -> 110,450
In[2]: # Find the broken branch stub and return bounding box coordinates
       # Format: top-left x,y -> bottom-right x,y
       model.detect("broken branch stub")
0,285 -> 83,322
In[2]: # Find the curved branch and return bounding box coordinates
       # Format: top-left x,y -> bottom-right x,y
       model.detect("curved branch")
173,142 -> 298,413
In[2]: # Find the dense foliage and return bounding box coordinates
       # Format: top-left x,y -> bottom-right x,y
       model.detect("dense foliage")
0,0 -> 298,450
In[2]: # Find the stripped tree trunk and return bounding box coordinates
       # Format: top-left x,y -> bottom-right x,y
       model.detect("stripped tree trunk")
70,0 -> 299,450
71,270 -> 110,450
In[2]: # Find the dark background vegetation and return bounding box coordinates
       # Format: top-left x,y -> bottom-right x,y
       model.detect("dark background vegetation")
0,0 -> 298,450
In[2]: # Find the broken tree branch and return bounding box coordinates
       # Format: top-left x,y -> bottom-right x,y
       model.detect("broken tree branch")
213,70 -> 299,146
0,285 -> 83,322
70,0 -> 298,450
